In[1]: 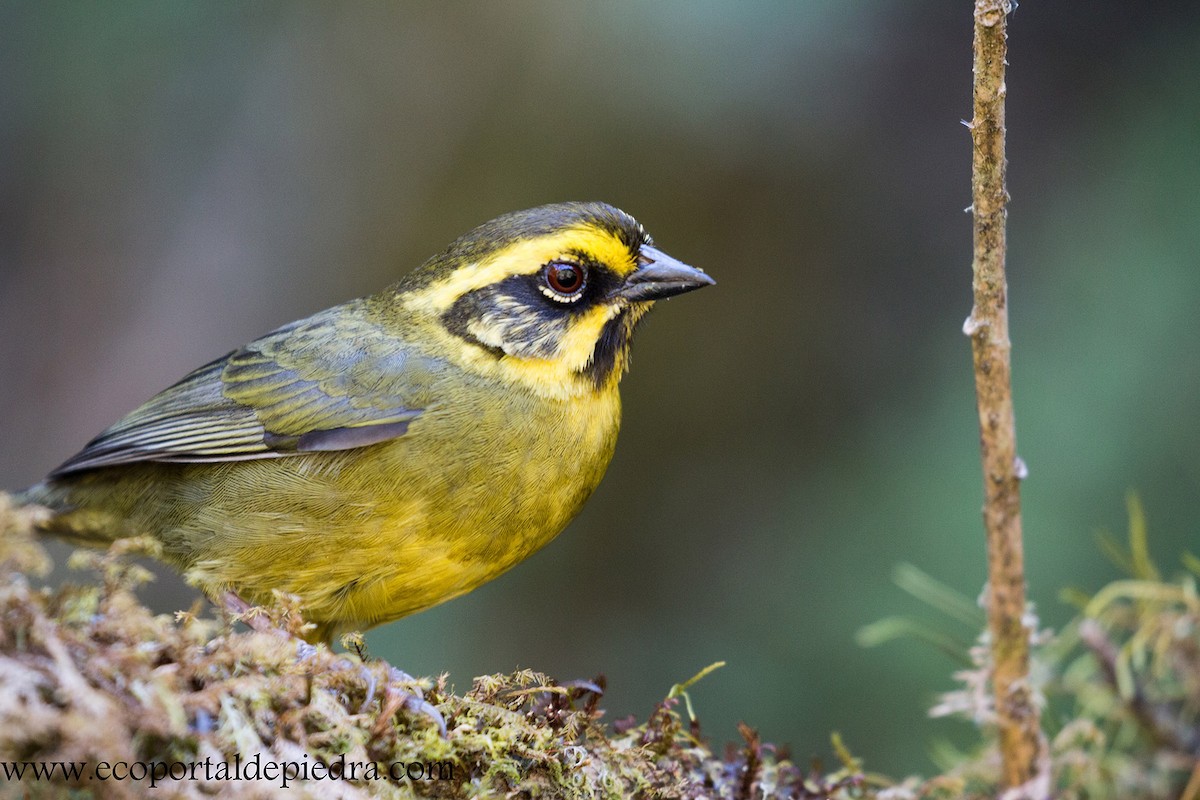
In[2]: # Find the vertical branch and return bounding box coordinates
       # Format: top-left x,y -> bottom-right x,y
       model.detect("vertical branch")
964,1 -> 1047,794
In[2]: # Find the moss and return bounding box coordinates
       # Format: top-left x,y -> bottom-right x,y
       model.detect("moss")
0,495 -> 869,799
7,492 -> 1200,799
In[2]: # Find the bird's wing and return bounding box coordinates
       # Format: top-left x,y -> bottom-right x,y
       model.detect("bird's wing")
51,303 -> 435,477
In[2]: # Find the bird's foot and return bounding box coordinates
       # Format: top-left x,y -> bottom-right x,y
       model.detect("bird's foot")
341,635 -> 446,737
366,664 -> 447,738
218,592 -> 445,735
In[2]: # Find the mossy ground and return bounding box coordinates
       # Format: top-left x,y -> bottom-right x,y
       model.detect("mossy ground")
2,494 -> 1198,799
0,496 -> 870,799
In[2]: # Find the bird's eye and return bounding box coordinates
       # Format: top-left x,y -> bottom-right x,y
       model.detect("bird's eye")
541,261 -> 587,302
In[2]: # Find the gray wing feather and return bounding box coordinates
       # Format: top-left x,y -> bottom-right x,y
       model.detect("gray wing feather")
50,304 -> 429,477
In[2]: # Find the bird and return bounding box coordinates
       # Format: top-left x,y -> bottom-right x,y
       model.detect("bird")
16,202 -> 714,644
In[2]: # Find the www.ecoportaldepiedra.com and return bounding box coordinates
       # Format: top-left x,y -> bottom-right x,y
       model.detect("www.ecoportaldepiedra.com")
2,752 -> 454,789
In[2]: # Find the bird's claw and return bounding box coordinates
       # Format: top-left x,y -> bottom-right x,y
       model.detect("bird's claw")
356,664 -> 447,737
401,693 -> 448,738
218,593 -> 446,735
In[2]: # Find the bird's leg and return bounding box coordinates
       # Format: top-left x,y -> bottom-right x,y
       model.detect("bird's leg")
220,591 -> 275,632
220,590 -> 318,656
217,592 -> 445,735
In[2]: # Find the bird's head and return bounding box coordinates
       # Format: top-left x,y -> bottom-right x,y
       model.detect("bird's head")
390,202 -> 714,398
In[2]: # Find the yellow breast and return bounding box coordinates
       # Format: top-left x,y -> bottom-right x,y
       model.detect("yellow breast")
175,380 -> 622,635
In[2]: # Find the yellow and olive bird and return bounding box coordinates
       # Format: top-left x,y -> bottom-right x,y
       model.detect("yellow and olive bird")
17,202 -> 713,643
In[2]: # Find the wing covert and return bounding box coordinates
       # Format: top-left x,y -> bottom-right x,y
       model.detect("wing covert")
51,303 -> 432,477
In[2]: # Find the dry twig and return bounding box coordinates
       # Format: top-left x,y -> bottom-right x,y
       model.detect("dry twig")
963,1 -> 1048,794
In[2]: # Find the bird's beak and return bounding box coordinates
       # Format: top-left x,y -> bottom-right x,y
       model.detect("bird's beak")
616,245 -> 716,302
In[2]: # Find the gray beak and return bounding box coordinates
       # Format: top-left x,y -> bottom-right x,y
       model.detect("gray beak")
617,245 -> 716,302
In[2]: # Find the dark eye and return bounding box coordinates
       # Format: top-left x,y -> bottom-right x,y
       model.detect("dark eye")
542,261 -> 587,300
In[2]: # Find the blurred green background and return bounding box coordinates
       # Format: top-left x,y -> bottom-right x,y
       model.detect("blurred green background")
3,1 -> 1200,777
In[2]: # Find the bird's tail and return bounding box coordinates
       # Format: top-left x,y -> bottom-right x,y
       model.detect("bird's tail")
3,482 -> 111,548
3,484 -> 54,522
0,488 -> 57,570
10,481 -> 46,506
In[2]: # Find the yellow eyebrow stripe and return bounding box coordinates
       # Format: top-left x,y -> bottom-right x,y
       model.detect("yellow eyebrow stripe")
403,226 -> 637,315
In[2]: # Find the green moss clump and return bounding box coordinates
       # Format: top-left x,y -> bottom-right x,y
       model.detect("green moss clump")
8,490 -> 1200,799
0,496 -> 868,799
866,495 -> 1200,800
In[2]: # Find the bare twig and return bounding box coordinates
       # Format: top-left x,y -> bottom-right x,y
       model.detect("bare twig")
963,1 -> 1048,794
1182,761 -> 1200,800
